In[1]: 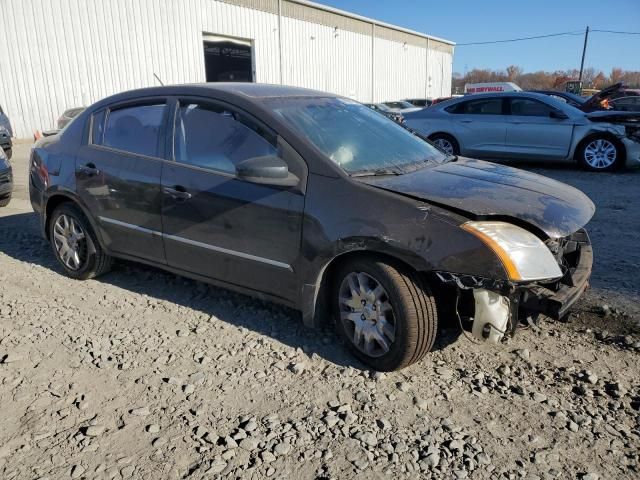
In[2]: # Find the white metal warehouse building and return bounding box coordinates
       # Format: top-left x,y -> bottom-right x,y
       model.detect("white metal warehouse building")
1,0 -> 454,138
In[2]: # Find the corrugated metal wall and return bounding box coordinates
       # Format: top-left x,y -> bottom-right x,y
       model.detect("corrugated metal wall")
0,0 -> 454,138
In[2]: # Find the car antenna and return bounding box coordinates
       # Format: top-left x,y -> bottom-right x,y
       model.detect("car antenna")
153,73 -> 165,86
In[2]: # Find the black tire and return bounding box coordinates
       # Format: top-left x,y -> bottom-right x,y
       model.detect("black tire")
576,136 -> 623,172
49,203 -> 112,280
0,194 -> 10,207
333,257 -> 438,371
429,133 -> 460,156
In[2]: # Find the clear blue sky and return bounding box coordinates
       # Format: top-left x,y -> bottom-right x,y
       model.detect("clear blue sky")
321,0 -> 640,75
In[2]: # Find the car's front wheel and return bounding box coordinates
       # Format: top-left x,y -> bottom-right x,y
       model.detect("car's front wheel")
333,258 -> 438,371
577,137 -> 623,171
0,194 -> 10,207
49,203 -> 112,280
429,133 -> 459,156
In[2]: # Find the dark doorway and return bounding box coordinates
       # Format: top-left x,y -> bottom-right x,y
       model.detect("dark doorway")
203,36 -> 253,83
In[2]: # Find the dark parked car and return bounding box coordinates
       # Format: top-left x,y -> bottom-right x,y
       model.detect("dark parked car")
608,96 -> 640,112
29,84 -> 594,371
0,103 -> 13,159
529,90 -> 586,109
0,126 -> 11,160
580,83 -> 640,113
57,107 -> 86,129
0,148 -> 13,207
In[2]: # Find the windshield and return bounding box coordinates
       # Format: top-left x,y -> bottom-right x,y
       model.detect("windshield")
270,97 -> 446,174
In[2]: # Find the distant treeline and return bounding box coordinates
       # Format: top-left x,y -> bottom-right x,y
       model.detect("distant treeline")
453,66 -> 640,92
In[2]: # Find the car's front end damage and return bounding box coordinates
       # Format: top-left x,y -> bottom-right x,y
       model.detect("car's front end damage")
435,227 -> 593,343
355,156 -> 596,345
585,111 -> 640,167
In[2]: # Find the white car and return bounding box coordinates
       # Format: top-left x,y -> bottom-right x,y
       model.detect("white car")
381,101 -> 423,114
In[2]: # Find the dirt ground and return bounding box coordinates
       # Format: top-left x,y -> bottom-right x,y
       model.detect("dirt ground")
0,143 -> 638,480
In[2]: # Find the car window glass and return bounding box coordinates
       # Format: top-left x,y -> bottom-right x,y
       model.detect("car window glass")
510,98 -> 553,117
91,110 -> 106,144
448,98 -> 503,115
102,104 -> 165,157
270,97 -> 446,174
174,103 -> 278,174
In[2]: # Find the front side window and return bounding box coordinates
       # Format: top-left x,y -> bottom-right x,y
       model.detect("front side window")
447,98 -> 503,115
101,104 -> 166,157
174,102 -> 277,174
510,98 -> 554,117
269,97 -> 446,174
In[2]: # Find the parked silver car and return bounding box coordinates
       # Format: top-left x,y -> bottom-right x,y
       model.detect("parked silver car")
403,92 -> 640,171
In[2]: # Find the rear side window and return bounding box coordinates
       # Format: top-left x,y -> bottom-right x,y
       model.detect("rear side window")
91,110 -> 106,143
99,104 -> 166,157
510,98 -> 553,117
174,102 -> 277,174
446,98 -> 503,115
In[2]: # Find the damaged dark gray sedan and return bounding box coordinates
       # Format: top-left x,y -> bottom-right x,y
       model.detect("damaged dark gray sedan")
29,84 -> 594,371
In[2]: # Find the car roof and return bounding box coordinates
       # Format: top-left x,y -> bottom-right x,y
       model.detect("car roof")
440,91 -> 560,104
97,83 -> 332,106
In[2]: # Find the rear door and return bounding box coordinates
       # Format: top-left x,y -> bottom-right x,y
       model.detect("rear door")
447,97 -> 509,157
76,100 -> 168,263
160,98 -> 306,302
505,97 -> 573,160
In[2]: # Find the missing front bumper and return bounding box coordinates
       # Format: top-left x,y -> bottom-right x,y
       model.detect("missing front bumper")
437,229 -> 593,336
520,229 -> 593,320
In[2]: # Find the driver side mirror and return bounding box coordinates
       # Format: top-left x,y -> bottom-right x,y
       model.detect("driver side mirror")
236,155 -> 299,187
549,110 -> 569,120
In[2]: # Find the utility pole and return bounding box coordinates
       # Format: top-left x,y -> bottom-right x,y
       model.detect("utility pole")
578,26 -> 589,82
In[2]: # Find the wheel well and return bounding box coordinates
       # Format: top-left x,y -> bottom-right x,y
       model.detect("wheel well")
428,132 -> 457,142
44,195 -> 74,239
574,132 -> 626,163
312,250 -> 428,328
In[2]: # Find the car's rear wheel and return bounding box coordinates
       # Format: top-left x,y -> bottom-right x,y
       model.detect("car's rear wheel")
577,137 -> 623,171
429,133 -> 460,156
333,258 -> 438,371
0,194 -> 10,207
49,203 -> 112,280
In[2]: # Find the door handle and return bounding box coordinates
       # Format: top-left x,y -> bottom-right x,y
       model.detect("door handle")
79,162 -> 100,176
460,119 -> 473,123
163,185 -> 192,200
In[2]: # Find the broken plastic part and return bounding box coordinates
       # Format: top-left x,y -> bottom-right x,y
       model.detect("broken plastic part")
472,289 -> 510,344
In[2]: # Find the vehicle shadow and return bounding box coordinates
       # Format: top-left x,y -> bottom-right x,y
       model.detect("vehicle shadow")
0,211 -> 460,371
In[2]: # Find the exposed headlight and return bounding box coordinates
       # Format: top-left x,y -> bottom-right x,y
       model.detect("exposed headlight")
462,221 -> 562,282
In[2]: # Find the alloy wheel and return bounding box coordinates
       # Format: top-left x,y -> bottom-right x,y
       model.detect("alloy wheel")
53,214 -> 87,271
584,139 -> 617,169
434,138 -> 454,155
338,272 -> 396,357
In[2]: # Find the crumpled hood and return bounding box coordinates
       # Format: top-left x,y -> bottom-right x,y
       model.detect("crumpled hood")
357,157 -> 595,238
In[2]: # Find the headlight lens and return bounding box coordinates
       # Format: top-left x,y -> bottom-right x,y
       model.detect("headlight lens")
462,221 -> 562,281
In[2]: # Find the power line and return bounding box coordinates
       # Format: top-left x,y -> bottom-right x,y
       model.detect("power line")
457,31 -> 583,46
457,28 -> 640,46
591,29 -> 640,35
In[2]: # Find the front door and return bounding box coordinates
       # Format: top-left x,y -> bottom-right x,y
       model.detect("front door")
161,99 -> 305,302
76,101 -> 168,263
505,97 -> 573,160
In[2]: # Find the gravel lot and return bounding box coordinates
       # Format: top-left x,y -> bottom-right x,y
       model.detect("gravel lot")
1,143 -> 638,480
